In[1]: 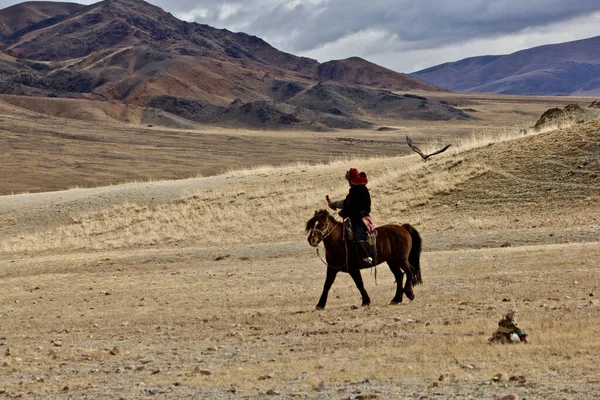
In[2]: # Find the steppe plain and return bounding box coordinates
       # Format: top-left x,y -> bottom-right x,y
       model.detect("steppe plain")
0,92 -> 599,399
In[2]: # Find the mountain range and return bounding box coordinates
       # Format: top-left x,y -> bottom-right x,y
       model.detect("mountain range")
410,35 -> 600,96
0,0 -> 472,130
3,0 -> 596,129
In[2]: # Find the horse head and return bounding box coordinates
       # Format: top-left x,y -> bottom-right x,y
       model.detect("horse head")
305,209 -> 335,247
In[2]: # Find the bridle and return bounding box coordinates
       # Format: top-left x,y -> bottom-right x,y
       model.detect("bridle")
311,218 -> 337,243
310,215 -> 378,282
311,217 -> 349,271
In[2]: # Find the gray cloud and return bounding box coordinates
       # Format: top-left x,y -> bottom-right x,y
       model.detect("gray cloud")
164,0 -> 600,71
2,0 -> 600,72
193,1 -> 600,48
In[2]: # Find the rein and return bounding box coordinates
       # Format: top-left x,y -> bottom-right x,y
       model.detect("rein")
312,221 -> 336,241
313,218 -> 379,284
315,219 -> 349,271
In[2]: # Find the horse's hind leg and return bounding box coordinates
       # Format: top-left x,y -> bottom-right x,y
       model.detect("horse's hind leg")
388,261 -> 405,304
400,256 -> 416,301
349,269 -> 371,307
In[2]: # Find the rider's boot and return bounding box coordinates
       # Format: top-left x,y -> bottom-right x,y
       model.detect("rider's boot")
358,241 -> 373,267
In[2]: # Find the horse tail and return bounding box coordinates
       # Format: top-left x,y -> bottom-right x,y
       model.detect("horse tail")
402,223 -> 422,285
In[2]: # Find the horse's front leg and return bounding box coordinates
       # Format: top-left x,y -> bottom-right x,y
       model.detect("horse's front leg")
316,268 -> 338,310
349,268 -> 371,307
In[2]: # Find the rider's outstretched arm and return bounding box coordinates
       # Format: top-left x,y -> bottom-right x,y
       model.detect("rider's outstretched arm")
328,199 -> 344,209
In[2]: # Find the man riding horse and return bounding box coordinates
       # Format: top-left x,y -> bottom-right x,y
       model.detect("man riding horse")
326,168 -> 374,267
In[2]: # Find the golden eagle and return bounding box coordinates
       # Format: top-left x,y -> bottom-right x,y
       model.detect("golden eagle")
406,135 -> 451,161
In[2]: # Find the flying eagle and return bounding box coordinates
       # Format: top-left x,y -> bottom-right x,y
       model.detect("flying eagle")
406,135 -> 451,161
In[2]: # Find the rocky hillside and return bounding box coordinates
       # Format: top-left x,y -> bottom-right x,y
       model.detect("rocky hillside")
0,1 -> 84,37
410,36 -> 600,96
146,80 -> 471,131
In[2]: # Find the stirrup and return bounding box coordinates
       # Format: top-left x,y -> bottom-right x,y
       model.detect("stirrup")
362,257 -> 373,266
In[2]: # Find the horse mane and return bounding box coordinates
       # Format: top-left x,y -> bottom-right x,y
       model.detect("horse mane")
305,209 -> 333,232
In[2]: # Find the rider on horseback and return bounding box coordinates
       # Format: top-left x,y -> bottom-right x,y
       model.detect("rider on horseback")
326,168 -> 374,267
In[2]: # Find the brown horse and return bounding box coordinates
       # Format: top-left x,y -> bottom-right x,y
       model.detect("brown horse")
306,209 -> 422,309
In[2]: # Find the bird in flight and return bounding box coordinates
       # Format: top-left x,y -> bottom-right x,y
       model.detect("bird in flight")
406,135 -> 451,161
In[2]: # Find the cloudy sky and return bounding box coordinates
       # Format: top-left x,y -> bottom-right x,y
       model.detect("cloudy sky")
2,0 -> 600,72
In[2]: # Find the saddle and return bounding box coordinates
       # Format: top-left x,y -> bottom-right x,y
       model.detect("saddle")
343,218 -> 378,263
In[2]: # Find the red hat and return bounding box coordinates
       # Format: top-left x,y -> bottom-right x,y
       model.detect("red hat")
359,171 -> 368,184
346,168 -> 368,185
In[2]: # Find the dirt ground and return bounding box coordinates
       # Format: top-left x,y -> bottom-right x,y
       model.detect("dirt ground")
0,93 -> 599,399
0,237 -> 598,399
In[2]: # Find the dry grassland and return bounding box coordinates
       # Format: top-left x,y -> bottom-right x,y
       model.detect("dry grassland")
0,92 -> 591,195
0,94 -> 599,399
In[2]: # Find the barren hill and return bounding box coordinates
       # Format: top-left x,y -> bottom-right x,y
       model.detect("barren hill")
0,0 -> 453,130
423,118 -> 600,248
318,57 -> 444,92
0,1 -> 84,37
411,35 -> 600,95
287,81 -> 469,121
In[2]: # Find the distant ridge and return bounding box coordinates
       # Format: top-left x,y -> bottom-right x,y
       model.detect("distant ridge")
410,35 -> 600,96
318,57 -> 445,92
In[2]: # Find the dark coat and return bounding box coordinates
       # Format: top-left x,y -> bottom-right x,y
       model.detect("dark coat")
339,184 -> 371,222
